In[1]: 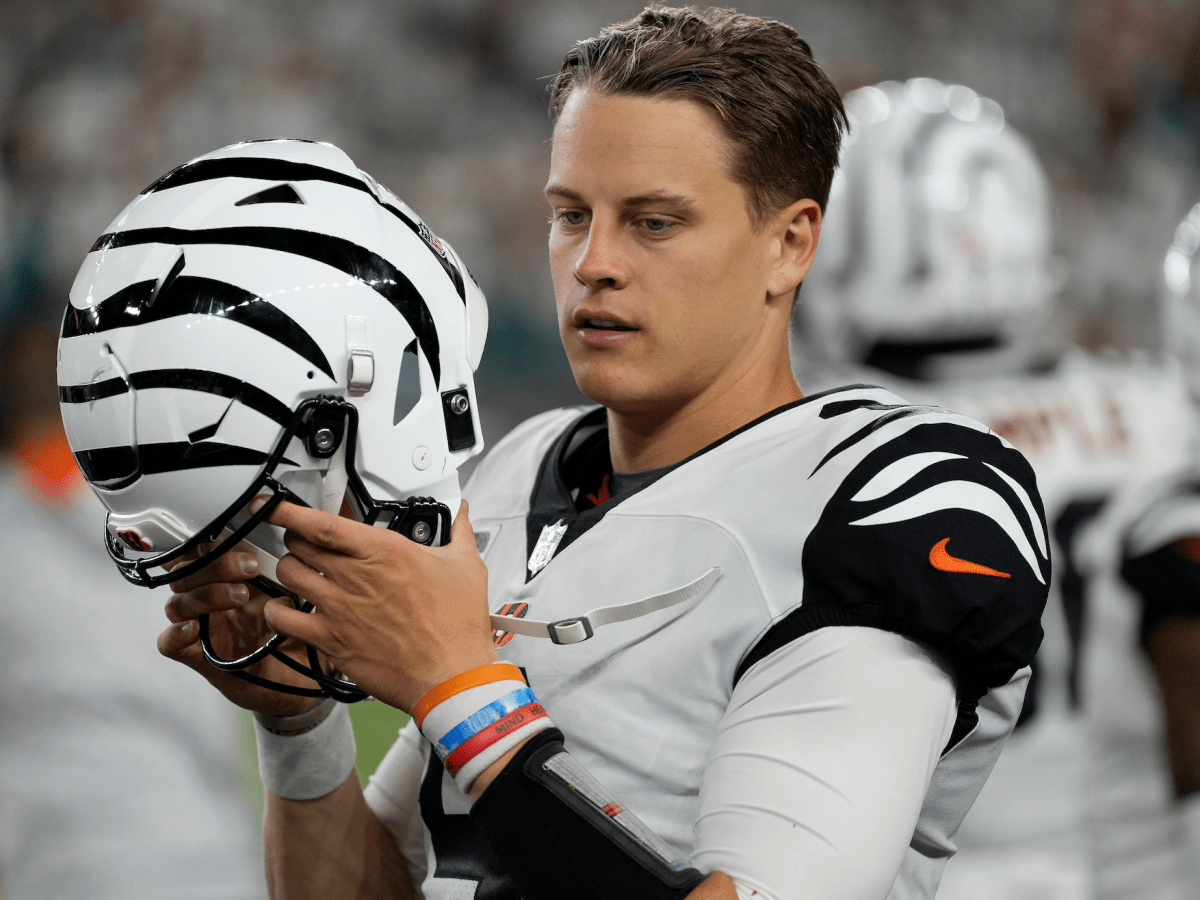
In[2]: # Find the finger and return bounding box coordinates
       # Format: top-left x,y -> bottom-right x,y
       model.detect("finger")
169,550 -> 260,593
254,498 -> 371,558
450,499 -> 475,550
157,619 -> 200,660
165,582 -> 251,623
263,598 -> 329,651
275,552 -> 340,607
283,530 -> 346,574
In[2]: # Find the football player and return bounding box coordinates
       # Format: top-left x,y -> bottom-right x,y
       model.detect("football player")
795,79 -> 1200,899
1068,202 -> 1200,900
135,10 -> 1047,900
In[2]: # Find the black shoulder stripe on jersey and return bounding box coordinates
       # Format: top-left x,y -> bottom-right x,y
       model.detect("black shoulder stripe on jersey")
62,274 -> 335,380
87,226 -> 441,384
818,398 -> 904,419
809,405 -> 949,477
74,441 -> 279,490
139,156 -> 466,301
740,421 -> 1048,749
59,369 -> 292,428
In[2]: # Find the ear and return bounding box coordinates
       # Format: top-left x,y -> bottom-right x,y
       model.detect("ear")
765,198 -> 822,300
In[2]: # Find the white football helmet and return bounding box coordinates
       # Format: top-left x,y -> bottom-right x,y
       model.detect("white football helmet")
798,78 -> 1057,374
58,139 -> 488,699
1161,200 -> 1200,396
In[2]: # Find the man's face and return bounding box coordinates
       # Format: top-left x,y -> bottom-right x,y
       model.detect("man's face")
545,89 -> 792,418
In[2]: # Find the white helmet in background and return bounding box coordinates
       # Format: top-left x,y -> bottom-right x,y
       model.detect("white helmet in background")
58,139 -> 488,699
798,78 -> 1057,374
1161,200 -> 1200,396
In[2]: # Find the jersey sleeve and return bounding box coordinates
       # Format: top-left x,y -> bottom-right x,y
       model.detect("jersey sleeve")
745,417 -> 1049,741
693,626 -> 959,899
363,719 -> 429,888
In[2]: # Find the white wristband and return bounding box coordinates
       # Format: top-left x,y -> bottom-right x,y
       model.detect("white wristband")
254,699 -> 357,800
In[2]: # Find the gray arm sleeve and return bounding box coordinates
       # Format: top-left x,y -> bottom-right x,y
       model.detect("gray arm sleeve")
693,627 -> 959,900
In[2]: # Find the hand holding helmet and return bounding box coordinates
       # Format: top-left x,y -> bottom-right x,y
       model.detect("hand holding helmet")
59,139 -> 489,705
257,497 -> 497,714
158,540 -> 320,717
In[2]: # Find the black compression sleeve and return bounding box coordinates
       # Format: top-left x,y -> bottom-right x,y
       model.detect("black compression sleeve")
1121,543 -> 1200,644
469,729 -> 708,900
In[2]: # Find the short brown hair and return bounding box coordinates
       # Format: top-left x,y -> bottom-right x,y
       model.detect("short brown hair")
547,5 -> 847,226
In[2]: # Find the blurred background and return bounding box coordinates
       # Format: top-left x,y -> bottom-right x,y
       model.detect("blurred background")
6,0 -> 1200,425
3,0 -> 1200,896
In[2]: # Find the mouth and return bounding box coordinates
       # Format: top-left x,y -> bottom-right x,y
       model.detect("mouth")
573,309 -> 638,331
581,318 -> 636,332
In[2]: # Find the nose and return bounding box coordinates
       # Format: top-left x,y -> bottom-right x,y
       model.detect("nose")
574,221 -> 626,290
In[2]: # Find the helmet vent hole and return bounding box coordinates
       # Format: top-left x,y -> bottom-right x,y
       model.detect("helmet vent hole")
307,371 -> 314,380
393,340 -> 420,426
235,183 -> 305,206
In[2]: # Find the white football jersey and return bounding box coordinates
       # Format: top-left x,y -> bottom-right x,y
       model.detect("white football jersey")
365,387 -> 1050,899
803,351 -> 1199,899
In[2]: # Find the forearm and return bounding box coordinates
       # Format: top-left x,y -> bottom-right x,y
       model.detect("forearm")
1145,614 -> 1200,797
255,699 -> 413,899
265,772 -> 414,900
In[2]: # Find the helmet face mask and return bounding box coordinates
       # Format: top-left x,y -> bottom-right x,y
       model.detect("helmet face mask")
797,78 -> 1058,378
58,139 -> 488,699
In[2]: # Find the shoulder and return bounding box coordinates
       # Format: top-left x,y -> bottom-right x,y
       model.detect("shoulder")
739,386 -> 1049,696
795,383 -> 1033,489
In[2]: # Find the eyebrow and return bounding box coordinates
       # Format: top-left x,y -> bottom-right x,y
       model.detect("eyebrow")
544,185 -> 697,213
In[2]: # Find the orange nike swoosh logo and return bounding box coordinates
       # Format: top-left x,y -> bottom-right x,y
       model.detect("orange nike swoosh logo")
929,538 -> 1011,578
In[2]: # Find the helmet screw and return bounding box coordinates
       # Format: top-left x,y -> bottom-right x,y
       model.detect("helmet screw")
313,427 -> 337,453
411,521 -> 432,543
449,394 -> 470,415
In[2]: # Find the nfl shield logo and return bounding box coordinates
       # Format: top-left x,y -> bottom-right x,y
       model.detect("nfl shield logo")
528,519 -> 568,576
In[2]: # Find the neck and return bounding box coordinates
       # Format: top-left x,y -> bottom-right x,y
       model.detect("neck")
606,342 -> 802,473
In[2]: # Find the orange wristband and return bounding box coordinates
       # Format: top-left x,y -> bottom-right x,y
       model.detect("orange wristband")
413,662 -> 525,729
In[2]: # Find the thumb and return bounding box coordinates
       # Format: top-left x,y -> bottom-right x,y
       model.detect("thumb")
450,499 -> 475,549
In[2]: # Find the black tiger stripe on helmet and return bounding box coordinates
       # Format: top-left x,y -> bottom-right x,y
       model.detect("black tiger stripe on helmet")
139,154 -> 467,302
87,226 -> 444,387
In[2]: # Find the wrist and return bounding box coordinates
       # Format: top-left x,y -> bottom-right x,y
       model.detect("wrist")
467,742 -> 527,802
254,698 -> 357,800
415,662 -> 554,793
254,696 -> 335,735
406,647 -> 501,712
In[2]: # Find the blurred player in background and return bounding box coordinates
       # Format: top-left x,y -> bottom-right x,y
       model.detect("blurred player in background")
794,78 -> 1200,900
0,319 -> 265,900
1071,202 -> 1200,900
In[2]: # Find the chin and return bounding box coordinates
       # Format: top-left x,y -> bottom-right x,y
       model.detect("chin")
574,368 -> 691,420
